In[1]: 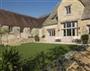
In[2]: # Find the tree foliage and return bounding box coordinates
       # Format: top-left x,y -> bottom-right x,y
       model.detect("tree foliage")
81,34 -> 89,44
0,27 -> 9,44
1,47 -> 22,71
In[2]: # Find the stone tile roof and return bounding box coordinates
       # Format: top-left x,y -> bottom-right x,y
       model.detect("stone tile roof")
36,15 -> 49,28
82,7 -> 90,20
79,0 -> 90,7
42,1 -> 60,26
0,9 -> 48,29
79,0 -> 90,20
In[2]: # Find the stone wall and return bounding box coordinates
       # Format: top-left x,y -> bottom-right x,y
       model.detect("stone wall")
0,26 -> 35,45
58,0 -> 84,23
41,25 -> 58,42
43,46 -> 90,71
78,20 -> 90,35
57,0 -> 85,42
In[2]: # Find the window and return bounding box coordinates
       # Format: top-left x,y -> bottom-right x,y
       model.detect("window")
20,28 -> 23,33
67,22 -> 71,27
9,26 -> 12,32
56,16 -> 58,21
89,28 -> 90,34
87,26 -> 90,34
67,29 -> 71,36
13,27 -> 20,34
47,29 -> 55,36
86,26 -> 90,34
72,22 -> 75,27
64,23 -> 66,28
72,29 -> 75,36
63,21 -> 77,36
65,5 -> 71,14
64,30 -> 66,36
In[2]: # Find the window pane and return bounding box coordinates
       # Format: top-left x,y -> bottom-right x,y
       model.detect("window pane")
89,28 -> 90,34
72,22 -> 75,27
47,29 -> 55,36
64,30 -> 66,36
63,21 -> 77,36
64,23 -> 66,28
47,29 -> 51,36
52,29 -> 55,36
68,6 -> 71,14
66,7 -> 69,14
67,22 -> 71,27
65,5 -> 71,14
67,29 -> 71,36
72,29 -> 75,36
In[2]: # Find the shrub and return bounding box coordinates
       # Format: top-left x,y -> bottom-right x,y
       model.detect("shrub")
1,48 -> 22,71
55,39 -> 61,42
81,34 -> 89,44
34,35 -> 40,42
73,45 -> 86,51
42,35 -> 45,38
72,39 -> 81,44
28,36 -> 33,38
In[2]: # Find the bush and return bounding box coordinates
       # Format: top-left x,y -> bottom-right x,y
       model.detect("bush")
42,35 -> 45,38
81,34 -> 89,44
73,45 -> 87,51
34,35 -> 40,42
1,48 -> 22,71
55,39 -> 61,42
28,36 -> 33,38
72,39 -> 81,44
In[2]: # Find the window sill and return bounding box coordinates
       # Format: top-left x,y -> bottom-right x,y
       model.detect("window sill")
66,14 -> 71,16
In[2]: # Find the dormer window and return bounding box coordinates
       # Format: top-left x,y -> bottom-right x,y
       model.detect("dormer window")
65,5 -> 71,14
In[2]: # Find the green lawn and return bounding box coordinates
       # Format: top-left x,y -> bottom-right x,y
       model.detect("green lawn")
0,43 -> 77,59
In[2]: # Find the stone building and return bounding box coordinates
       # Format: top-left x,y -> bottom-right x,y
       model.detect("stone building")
41,0 -> 90,43
0,9 -> 48,45
1,0 -> 90,44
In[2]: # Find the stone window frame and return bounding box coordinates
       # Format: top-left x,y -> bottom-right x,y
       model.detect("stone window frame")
62,21 -> 78,36
47,28 -> 56,36
65,5 -> 72,15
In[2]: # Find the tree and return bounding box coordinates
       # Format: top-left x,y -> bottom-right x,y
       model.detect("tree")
81,34 -> 89,44
34,35 -> 40,42
0,26 -> 9,45
22,52 -> 49,71
22,58 -> 37,71
47,46 -> 68,61
36,52 -> 48,71
31,28 -> 39,37
1,47 -> 22,71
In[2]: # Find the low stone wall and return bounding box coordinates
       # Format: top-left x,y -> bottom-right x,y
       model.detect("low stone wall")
1,33 -> 34,45
39,45 -> 90,71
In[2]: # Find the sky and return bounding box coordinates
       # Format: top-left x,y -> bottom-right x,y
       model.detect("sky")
0,0 -> 60,17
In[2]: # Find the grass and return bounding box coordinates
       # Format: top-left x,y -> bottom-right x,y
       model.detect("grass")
0,43 -> 77,59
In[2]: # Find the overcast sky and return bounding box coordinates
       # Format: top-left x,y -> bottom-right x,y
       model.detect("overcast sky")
0,0 -> 60,17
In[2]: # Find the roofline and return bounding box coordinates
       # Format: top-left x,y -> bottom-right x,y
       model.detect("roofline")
42,0 -> 61,26
78,0 -> 85,7
43,23 -> 57,26
81,18 -> 90,20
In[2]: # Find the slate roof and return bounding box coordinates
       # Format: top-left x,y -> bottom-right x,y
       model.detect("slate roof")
79,0 -> 90,20
0,9 -> 48,29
